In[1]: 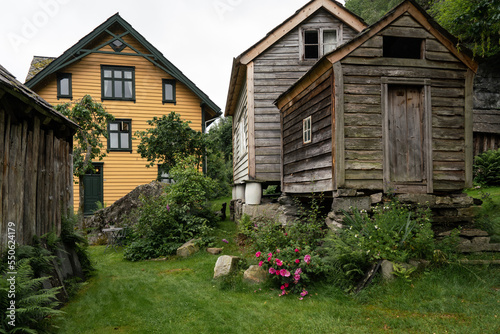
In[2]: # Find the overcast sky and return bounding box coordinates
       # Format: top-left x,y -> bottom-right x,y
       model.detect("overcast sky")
0,0 -> 345,113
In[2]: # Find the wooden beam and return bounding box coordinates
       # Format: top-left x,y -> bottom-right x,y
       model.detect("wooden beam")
333,61 -> 345,189
464,69 -> 474,188
247,62 -> 256,179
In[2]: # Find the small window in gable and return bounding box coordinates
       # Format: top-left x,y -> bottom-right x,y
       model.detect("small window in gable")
57,73 -> 72,99
303,116 -> 312,144
108,119 -> 132,151
110,39 -> 126,52
383,36 -> 424,59
302,28 -> 341,60
304,30 -> 320,59
162,79 -> 176,104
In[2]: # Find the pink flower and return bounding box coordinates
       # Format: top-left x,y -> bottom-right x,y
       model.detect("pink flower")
166,204 -> 170,211
275,259 -> 283,267
222,239 -> 229,244
294,248 -> 299,253
255,251 -> 261,257
294,274 -> 301,282
280,285 -> 285,290
300,290 -> 308,297
276,249 -> 280,253
285,283 -> 289,288
280,269 -> 290,277
295,259 -> 300,264
275,270 -> 280,276
258,261 -> 263,267
268,252 -> 272,257
267,256 -> 272,262
299,297 -> 304,300
304,255 -> 311,264
269,268 -> 276,274
295,268 -> 302,275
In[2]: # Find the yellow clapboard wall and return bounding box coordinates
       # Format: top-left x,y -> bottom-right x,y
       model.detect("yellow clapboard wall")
33,34 -> 205,210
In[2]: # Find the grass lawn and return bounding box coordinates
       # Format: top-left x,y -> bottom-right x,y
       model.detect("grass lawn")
53,198 -> 500,334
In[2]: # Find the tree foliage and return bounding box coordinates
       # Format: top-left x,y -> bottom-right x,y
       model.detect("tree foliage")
56,95 -> 114,177
430,0 -> 500,57
205,117 -> 233,197
135,112 -> 205,172
345,0 -> 402,25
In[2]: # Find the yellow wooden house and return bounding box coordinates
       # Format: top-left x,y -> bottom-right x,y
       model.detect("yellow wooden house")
26,13 -> 221,215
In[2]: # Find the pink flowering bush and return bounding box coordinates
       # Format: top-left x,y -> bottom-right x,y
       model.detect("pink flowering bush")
255,245 -> 320,297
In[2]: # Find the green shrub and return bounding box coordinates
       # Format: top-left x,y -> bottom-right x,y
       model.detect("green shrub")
124,156 -> 219,261
475,192 -> 500,243
321,199 -> 436,290
250,195 -> 328,297
474,149 -> 500,186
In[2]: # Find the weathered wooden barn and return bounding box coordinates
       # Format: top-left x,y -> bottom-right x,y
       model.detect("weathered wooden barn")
225,0 -> 367,203
275,0 -> 478,217
473,54 -> 500,155
0,64 -> 78,252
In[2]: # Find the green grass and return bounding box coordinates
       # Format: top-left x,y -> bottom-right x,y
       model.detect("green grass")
465,186 -> 500,204
53,197 -> 500,334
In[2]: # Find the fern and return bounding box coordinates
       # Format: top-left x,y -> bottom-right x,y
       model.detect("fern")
474,149 -> 500,186
1,260 -> 64,334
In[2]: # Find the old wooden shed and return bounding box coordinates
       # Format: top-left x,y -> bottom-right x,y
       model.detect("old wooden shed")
0,64 -> 78,251
276,0 -> 477,204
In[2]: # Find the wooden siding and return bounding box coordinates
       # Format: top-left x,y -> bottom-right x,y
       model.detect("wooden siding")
281,69 -> 333,193
33,33 -> 206,209
0,104 -> 73,251
339,13 -> 470,192
233,81 -> 249,184
252,8 -> 358,182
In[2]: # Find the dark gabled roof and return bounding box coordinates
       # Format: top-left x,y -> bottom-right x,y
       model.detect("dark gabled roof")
0,63 -> 78,134
25,13 -> 221,118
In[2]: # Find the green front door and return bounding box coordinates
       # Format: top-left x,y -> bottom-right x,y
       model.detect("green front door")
83,163 -> 103,215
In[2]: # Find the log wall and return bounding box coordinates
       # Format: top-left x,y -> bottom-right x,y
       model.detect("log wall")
0,95 -> 74,252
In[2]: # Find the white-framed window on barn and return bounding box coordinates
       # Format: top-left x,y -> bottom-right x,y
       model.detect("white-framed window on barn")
303,116 -> 312,144
301,27 -> 341,60
238,121 -> 247,158
157,164 -> 174,184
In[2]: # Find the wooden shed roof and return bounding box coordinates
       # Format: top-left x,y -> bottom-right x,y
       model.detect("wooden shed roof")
25,13 -> 221,119
0,63 -> 78,134
224,0 -> 367,117
276,0 -> 478,109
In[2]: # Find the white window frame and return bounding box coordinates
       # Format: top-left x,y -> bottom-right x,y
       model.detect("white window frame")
238,121 -> 247,159
303,116 -> 312,144
300,26 -> 342,60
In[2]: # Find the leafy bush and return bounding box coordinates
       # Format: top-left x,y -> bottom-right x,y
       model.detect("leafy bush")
473,149 -> 500,186
124,156 -> 219,261
249,195 -> 328,297
321,200 -> 436,290
475,192 -> 500,243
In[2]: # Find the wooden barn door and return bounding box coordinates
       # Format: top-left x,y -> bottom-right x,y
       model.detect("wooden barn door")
387,85 -> 426,190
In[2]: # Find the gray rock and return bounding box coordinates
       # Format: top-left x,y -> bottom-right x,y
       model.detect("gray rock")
380,260 -> 395,280
370,193 -> 383,204
214,255 -> 241,279
177,239 -> 199,258
332,196 -> 371,213
243,265 -> 267,284
207,248 -> 223,255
